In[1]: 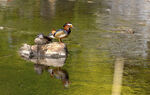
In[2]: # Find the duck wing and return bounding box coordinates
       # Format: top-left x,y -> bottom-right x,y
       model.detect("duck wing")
54,29 -> 67,38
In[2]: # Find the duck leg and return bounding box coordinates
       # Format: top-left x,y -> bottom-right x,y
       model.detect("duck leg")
59,38 -> 63,43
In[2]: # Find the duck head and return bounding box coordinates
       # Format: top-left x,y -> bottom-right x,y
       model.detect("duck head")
63,22 -> 73,30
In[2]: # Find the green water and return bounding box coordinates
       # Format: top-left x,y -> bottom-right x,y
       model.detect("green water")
0,0 -> 150,95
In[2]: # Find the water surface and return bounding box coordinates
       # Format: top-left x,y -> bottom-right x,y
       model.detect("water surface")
0,0 -> 150,95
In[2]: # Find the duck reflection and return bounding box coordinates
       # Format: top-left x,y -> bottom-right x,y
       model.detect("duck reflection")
31,51 -> 70,87
48,68 -> 70,88
33,63 -> 70,87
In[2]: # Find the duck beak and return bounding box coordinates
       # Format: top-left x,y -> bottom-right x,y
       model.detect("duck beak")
70,25 -> 74,28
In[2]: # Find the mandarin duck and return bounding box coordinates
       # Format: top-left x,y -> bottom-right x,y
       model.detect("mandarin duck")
49,22 -> 73,42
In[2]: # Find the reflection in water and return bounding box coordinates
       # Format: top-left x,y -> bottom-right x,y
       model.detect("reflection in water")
34,64 -> 48,75
48,68 -> 70,87
31,41 -> 70,88
147,41 -> 150,60
40,0 -> 56,19
31,43 -> 69,87
8,31 -> 13,47
95,0 -> 150,59
30,57 -> 66,67
105,0 -> 150,58
98,0 -> 150,94
33,63 -> 70,87
112,57 -> 124,95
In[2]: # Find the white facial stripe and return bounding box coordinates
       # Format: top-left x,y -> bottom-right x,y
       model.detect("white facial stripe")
67,24 -> 72,26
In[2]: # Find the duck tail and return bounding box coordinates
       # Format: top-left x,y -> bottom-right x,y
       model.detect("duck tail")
43,35 -> 52,42
49,33 -> 55,38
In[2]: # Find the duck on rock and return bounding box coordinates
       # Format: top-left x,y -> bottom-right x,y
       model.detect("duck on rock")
49,22 -> 73,43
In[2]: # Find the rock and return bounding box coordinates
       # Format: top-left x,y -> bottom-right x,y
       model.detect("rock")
19,44 -> 32,59
19,42 -> 67,59
19,42 -> 67,67
42,42 -> 67,57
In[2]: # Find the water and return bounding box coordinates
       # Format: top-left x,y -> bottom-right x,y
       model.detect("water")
0,0 -> 150,95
